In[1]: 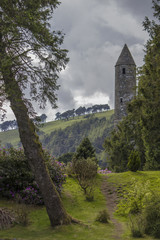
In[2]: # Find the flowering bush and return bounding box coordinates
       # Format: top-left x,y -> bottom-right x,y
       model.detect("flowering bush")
20,186 -> 43,205
0,148 -> 66,205
98,168 -> 112,174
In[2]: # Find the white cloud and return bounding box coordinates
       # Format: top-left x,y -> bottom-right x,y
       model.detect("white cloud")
74,92 -> 110,108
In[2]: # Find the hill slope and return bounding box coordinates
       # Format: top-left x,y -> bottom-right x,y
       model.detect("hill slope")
0,110 -> 114,164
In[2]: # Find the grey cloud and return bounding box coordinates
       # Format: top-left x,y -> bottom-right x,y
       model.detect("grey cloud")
51,0 -> 151,113
116,0 -> 153,19
3,0 -> 153,121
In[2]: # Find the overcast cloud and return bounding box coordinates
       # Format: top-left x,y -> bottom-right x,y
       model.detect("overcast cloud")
3,0 -> 153,122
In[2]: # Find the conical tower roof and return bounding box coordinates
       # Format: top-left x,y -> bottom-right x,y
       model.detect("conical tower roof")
115,44 -> 136,66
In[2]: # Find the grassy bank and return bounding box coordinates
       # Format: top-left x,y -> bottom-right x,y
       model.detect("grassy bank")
0,176 -> 114,240
1,171 -> 159,240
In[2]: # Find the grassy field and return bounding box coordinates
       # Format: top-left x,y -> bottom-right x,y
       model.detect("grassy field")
0,176 -> 114,240
0,110 -> 114,148
0,171 -> 160,240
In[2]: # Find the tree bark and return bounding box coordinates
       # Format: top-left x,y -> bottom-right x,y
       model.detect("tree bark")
5,78 -> 72,226
0,44 -> 73,226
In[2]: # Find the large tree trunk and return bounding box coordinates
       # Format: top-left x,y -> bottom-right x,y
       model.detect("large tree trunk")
1,56 -> 73,227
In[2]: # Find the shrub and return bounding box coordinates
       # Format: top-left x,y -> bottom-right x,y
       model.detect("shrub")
116,178 -> 160,238
129,214 -> 144,238
65,162 -> 74,177
143,193 -> 160,238
19,185 -> 43,205
116,179 -> 151,216
0,148 -> 32,199
96,209 -> 110,223
72,157 -> 97,201
0,208 -> 15,230
0,148 -> 66,205
127,150 -> 141,172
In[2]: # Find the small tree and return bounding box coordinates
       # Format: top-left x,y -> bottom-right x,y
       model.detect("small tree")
72,138 -> 98,200
74,137 -> 97,163
72,157 -> 97,201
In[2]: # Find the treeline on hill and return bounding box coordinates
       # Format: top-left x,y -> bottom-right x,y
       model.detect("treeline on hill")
0,114 -> 47,132
42,114 -> 114,167
104,6 -> 160,172
55,104 -> 110,120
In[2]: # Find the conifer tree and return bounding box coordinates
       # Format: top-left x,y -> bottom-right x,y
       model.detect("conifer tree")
0,0 -> 75,226
137,0 -> 160,169
74,137 -> 97,162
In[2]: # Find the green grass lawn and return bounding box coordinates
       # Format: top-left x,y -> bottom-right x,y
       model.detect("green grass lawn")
0,175 -> 115,240
1,171 -> 159,240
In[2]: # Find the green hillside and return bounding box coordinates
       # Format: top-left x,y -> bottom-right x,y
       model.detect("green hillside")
0,111 -> 114,164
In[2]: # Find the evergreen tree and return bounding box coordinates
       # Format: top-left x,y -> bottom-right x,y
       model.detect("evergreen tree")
0,0 -> 74,226
137,0 -> 160,169
104,102 -> 145,172
74,137 -> 97,162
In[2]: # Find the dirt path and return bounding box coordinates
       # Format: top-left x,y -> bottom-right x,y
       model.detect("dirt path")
101,176 -> 123,240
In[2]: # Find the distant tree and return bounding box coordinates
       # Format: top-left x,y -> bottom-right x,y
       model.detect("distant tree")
0,121 -> 10,131
75,106 -> 86,116
86,107 -> 92,114
39,114 -> 47,123
61,111 -> 69,120
93,104 -> 104,113
0,120 -> 17,131
10,120 -> 18,129
102,104 -> 110,111
67,109 -> 75,119
55,112 -> 61,121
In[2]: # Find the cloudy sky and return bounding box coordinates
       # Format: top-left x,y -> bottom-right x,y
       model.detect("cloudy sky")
3,0 -> 153,122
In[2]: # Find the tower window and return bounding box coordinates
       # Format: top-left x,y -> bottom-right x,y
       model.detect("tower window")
122,68 -> 126,74
120,97 -> 123,103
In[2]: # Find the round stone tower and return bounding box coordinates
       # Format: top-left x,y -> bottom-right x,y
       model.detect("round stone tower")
114,44 -> 136,125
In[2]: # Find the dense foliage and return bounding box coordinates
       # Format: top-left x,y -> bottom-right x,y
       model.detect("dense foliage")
72,138 -> 98,201
73,137 -> 97,162
104,0 -> 160,172
116,178 -> 160,238
58,152 -> 74,164
0,0 -> 71,226
42,115 -> 114,166
0,148 -> 66,205
127,150 -> 141,172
